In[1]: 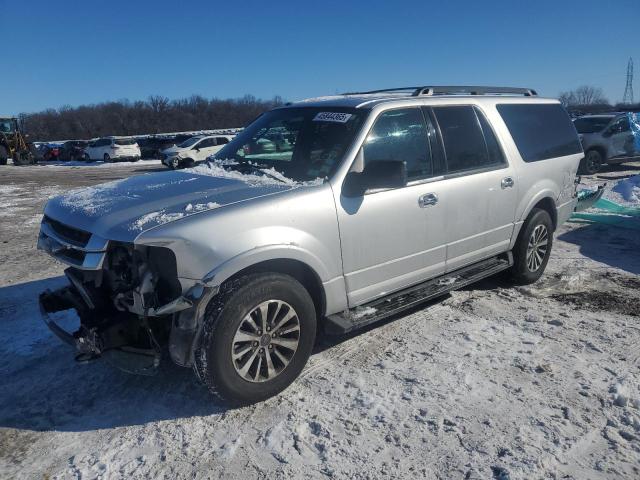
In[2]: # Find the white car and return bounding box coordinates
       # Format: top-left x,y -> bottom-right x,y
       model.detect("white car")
84,137 -> 141,162
161,135 -> 233,169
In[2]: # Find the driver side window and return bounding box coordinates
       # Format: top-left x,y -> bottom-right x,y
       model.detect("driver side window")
363,108 -> 432,181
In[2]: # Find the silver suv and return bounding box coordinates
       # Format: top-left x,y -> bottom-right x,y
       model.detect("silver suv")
38,86 -> 583,404
574,113 -> 640,174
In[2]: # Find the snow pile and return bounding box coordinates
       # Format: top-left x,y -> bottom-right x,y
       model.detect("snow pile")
611,376 -> 640,409
612,175 -> 640,204
184,202 -> 220,212
129,210 -> 185,231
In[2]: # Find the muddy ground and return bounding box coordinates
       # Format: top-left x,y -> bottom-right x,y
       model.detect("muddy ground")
0,160 -> 639,479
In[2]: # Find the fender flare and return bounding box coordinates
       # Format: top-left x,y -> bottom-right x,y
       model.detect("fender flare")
201,243 -> 332,287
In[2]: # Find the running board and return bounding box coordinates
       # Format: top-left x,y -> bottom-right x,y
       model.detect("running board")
326,252 -> 513,335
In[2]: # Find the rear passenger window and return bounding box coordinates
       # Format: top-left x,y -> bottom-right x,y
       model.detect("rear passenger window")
497,104 -> 582,162
433,106 -> 503,174
363,108 -> 432,180
216,137 -> 229,145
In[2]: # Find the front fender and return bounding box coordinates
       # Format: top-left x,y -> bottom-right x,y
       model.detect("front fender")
201,243 -> 332,287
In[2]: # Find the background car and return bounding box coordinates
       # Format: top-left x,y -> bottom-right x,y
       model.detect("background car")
574,113 -> 640,174
160,134 -> 233,169
136,136 -> 179,159
42,143 -> 61,161
59,140 -> 88,161
83,137 -> 141,162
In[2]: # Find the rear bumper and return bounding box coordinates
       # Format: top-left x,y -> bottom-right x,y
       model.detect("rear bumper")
113,155 -> 140,162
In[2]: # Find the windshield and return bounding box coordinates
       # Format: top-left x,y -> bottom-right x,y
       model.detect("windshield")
178,137 -> 201,148
212,107 -> 366,182
0,119 -> 15,134
574,117 -> 614,134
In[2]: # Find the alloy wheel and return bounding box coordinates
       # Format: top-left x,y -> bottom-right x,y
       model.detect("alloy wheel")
231,300 -> 301,383
526,224 -> 549,272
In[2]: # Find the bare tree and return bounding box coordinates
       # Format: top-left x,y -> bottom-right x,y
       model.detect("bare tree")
560,85 -> 609,106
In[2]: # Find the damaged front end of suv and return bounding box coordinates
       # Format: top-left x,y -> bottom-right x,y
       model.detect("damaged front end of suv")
38,216 -> 190,374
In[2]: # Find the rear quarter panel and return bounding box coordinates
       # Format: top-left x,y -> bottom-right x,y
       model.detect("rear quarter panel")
482,101 -> 581,244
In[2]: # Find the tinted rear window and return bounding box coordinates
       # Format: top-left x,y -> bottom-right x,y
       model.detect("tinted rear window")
497,104 -> 582,162
115,138 -> 136,145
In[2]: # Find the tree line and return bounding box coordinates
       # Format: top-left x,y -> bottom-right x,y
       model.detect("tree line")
19,95 -> 285,142
558,85 -> 640,114
18,87 -> 640,142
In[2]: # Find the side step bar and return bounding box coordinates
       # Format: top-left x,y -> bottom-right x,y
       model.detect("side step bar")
325,252 -> 513,335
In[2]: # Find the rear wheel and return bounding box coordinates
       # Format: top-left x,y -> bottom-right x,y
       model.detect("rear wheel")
579,149 -> 603,175
194,273 -> 316,405
83,153 -> 91,162
510,208 -> 553,285
0,146 -> 7,165
104,153 -> 112,163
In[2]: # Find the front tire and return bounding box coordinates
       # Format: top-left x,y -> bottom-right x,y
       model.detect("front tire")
104,153 -> 112,163
579,149 -> 603,175
510,208 -> 553,285
194,273 -> 316,405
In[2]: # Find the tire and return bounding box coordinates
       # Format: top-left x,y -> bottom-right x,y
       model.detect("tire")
579,149 -> 603,175
168,157 -> 180,169
104,153 -> 112,163
194,273 -> 317,405
0,146 -> 8,165
510,208 -> 553,285
83,153 -> 91,162
183,157 -> 195,168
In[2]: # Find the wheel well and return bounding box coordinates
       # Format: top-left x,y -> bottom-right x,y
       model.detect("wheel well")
586,145 -> 606,159
532,197 -> 557,230
225,259 -> 325,317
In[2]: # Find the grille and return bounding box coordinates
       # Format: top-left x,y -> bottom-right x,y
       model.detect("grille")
44,216 -> 91,247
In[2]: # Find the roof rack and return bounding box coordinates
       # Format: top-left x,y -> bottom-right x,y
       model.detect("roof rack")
342,86 -> 538,97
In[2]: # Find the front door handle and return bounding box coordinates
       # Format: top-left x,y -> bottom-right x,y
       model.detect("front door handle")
418,193 -> 438,208
501,177 -> 515,189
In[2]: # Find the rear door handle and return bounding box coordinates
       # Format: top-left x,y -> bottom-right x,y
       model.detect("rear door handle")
501,177 -> 514,189
418,193 -> 438,208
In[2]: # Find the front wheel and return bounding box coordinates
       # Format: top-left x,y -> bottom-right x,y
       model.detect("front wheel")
194,273 -> 317,405
579,150 -> 603,175
104,153 -> 112,163
510,208 -> 553,285
168,157 -> 181,169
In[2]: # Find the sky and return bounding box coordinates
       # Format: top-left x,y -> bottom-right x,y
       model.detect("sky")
3,0 -> 638,115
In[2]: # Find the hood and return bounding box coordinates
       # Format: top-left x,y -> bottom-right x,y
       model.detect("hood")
162,145 -> 182,156
44,166 -> 298,242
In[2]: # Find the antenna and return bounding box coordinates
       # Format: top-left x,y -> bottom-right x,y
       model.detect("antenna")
622,57 -> 634,104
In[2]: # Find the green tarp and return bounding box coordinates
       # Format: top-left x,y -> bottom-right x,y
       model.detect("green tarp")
571,198 -> 640,231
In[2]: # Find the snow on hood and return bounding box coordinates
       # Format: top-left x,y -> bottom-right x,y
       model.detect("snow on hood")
44,163 -> 320,242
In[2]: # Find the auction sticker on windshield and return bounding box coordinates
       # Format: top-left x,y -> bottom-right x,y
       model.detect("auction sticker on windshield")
313,112 -> 353,123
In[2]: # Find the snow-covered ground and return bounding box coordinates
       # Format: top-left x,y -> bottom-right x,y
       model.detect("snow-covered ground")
0,162 -> 639,479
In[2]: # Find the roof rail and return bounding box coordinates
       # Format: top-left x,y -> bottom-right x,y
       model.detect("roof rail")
342,86 -> 537,97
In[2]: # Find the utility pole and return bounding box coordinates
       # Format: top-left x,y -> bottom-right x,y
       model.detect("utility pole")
622,57 -> 634,104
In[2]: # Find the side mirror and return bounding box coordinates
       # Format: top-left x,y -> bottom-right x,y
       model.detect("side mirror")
343,160 -> 407,197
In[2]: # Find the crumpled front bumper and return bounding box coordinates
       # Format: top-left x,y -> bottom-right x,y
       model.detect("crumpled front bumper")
39,283 -> 162,375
